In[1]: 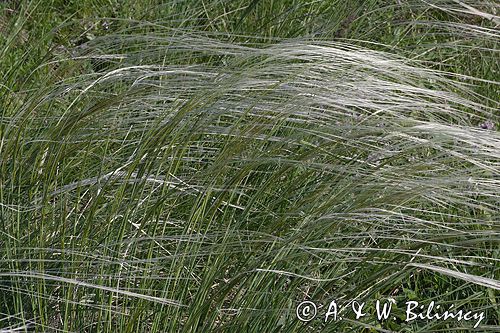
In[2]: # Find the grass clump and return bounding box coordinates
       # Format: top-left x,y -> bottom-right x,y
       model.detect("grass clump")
0,0 -> 498,332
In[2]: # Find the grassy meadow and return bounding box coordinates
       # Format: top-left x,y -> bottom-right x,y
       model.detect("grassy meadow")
0,0 -> 499,332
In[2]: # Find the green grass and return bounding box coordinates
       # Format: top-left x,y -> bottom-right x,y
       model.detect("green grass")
0,0 -> 499,332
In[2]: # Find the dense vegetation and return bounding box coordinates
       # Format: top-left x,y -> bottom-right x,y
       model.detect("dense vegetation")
0,0 -> 498,332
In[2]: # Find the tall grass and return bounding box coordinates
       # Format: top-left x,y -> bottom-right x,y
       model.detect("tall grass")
0,0 -> 498,332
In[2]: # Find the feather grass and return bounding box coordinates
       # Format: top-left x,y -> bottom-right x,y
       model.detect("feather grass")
0,0 -> 498,332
